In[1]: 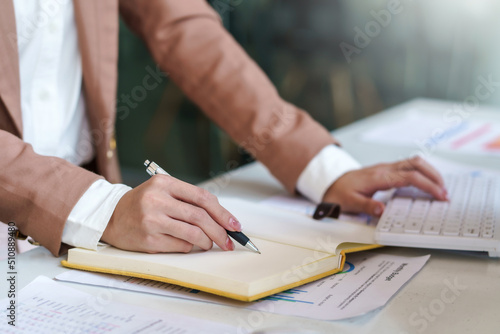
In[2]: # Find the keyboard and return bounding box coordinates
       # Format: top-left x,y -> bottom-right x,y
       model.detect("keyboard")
375,174 -> 500,257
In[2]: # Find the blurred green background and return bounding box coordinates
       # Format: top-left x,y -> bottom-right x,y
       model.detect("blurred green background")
116,0 -> 500,187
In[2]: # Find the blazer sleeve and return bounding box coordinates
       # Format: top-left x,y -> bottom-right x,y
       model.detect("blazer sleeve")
119,0 -> 338,193
0,130 -> 101,256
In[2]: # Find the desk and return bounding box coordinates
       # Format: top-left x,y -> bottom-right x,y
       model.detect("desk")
3,99 -> 500,333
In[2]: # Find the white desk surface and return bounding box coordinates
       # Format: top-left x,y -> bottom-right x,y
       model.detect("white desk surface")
3,99 -> 500,333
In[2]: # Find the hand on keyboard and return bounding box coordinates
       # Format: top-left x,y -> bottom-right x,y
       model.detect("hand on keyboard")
323,156 -> 448,217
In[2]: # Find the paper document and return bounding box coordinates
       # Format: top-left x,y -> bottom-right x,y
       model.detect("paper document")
0,276 -> 234,333
251,252 -> 429,320
361,110 -> 500,156
56,252 -> 430,321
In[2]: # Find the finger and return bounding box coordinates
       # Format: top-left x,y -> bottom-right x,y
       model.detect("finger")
166,178 -> 241,231
397,156 -> 445,188
165,200 -> 234,251
137,233 -> 194,254
346,193 -> 385,216
391,170 -> 447,200
157,215 -> 215,251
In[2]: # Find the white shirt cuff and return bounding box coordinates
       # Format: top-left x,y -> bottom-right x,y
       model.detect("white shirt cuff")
62,179 -> 131,250
296,145 -> 361,203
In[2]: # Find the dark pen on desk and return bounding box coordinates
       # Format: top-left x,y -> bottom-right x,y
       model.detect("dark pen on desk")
144,160 -> 261,254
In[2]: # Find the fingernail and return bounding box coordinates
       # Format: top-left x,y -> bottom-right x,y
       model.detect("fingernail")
225,236 -> 234,251
441,188 -> 448,200
229,217 -> 241,231
374,206 -> 382,216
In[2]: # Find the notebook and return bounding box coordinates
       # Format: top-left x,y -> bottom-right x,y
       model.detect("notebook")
62,198 -> 379,302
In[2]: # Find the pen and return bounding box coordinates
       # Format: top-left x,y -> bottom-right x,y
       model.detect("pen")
144,160 -> 261,254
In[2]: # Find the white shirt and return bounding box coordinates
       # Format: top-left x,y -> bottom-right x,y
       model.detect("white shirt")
14,0 -> 130,249
14,0 -> 359,250
15,0 -> 91,164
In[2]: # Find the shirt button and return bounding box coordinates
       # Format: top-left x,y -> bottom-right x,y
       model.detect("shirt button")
39,90 -> 50,101
109,136 -> 116,150
49,22 -> 59,34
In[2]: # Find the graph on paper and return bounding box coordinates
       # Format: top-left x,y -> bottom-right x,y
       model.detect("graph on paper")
263,288 -> 314,304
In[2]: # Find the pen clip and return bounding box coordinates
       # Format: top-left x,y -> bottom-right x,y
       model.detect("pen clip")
144,160 -> 170,176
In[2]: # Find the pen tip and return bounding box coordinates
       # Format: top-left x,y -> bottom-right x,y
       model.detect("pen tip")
246,241 -> 260,254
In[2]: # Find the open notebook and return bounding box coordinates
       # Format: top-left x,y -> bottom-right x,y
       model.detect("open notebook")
62,198 -> 379,302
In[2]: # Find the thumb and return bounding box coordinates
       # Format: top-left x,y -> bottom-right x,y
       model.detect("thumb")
351,194 -> 385,217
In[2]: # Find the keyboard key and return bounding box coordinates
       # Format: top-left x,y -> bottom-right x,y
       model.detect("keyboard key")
390,226 -> 404,234
482,229 -> 494,238
463,228 -> 479,237
443,221 -> 461,228
463,223 -> 480,230
389,198 -> 412,216
423,224 -> 440,235
442,227 -> 460,236
378,220 -> 391,232
393,219 -> 405,228
425,217 -> 444,226
404,220 -> 423,233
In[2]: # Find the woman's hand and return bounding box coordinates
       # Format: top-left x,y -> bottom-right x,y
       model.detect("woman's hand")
323,156 -> 447,217
101,175 -> 240,253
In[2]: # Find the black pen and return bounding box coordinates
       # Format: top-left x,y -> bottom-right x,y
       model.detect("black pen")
144,160 -> 261,254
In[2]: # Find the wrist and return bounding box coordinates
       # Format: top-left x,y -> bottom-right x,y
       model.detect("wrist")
296,145 -> 361,203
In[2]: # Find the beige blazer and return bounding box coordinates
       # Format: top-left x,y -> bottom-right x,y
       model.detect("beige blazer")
0,0 -> 336,256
